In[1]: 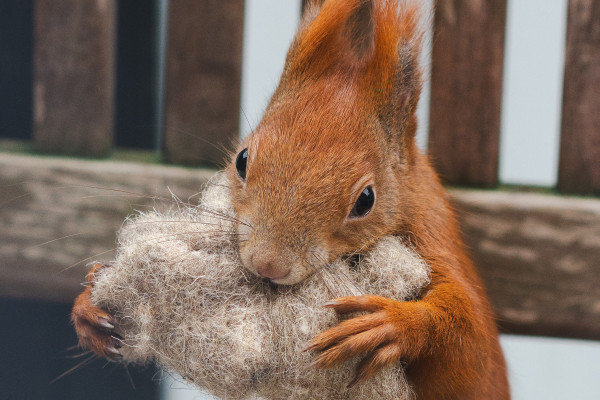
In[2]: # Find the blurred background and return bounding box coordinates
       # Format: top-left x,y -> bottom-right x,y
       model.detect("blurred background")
1,0 -> 599,399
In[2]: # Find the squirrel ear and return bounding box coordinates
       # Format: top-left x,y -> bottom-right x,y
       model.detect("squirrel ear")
284,0 -> 378,80
287,0 -> 423,85
284,0 -> 424,143
343,0 -> 375,63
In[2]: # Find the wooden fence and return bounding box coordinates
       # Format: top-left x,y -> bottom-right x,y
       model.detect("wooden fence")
31,0 -> 245,165
429,0 -> 600,195
25,0 -> 600,193
2,0 -> 600,340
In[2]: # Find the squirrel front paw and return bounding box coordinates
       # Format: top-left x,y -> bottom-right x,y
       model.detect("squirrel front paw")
306,295 -> 431,386
71,263 -> 122,360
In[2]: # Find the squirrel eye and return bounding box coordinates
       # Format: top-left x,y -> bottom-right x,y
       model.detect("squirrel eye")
236,148 -> 248,180
349,186 -> 375,218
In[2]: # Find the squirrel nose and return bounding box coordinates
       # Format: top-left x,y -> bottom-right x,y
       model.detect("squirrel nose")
253,259 -> 290,281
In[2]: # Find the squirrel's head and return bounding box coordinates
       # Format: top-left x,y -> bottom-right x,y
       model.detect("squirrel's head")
229,0 -> 425,284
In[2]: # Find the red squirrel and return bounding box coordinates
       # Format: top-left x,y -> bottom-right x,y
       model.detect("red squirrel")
72,0 -> 510,398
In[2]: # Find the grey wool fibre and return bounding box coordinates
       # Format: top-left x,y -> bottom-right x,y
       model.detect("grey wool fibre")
91,172 -> 431,400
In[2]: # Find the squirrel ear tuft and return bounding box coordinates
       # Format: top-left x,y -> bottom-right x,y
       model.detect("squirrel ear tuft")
283,0 -> 378,81
344,0 -> 376,62
282,0 -> 425,139
286,0 -> 424,84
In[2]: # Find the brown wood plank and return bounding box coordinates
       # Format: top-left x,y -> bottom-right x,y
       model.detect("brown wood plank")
33,0 -> 116,157
163,0 -> 245,166
0,153 -> 213,303
428,0 -> 507,187
557,0 -> 600,195
453,190 -> 600,340
2,152 -> 599,339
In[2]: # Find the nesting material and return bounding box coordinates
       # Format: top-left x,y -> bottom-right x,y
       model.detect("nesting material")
91,173 -> 431,400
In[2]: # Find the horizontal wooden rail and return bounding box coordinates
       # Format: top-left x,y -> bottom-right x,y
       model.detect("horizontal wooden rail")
0,153 -> 212,302
1,153 -> 598,340
453,189 -> 600,340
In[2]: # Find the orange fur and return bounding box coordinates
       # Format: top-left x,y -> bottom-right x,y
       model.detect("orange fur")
229,0 -> 510,398
73,0 -> 509,398
71,263 -> 122,360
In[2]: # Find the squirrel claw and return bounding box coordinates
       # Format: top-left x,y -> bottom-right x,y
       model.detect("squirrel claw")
97,317 -> 115,329
309,295 -> 423,385
105,344 -> 121,356
72,263 -> 121,361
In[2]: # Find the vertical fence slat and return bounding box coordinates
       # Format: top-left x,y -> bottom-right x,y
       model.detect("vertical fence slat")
428,1 -> 507,187
33,0 -> 116,157
558,0 -> 600,195
163,0 -> 245,166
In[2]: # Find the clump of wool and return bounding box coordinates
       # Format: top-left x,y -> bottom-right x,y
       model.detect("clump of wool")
91,173 -> 430,400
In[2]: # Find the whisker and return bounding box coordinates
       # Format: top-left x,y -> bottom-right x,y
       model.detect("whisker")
50,353 -> 97,383
240,107 -> 254,134
308,249 -> 363,298
54,185 -> 163,201
0,193 -> 31,208
65,350 -> 93,359
60,248 -> 118,272
311,264 -> 338,298
306,251 -> 347,297
128,219 -> 234,229
144,230 -> 242,246
335,244 -> 372,295
77,194 -> 155,200
28,232 -> 95,249
203,182 -> 232,191
1,184 -> 170,210
193,205 -> 252,228
159,125 -> 231,157
186,190 -> 204,204
124,364 -> 137,390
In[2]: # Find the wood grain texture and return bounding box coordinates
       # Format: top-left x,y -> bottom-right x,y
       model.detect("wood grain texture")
163,0 -> 245,166
2,154 -> 599,340
33,0 -> 116,156
558,0 -> 600,195
428,0 -> 507,187
0,153 -> 213,303
453,190 -> 600,340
